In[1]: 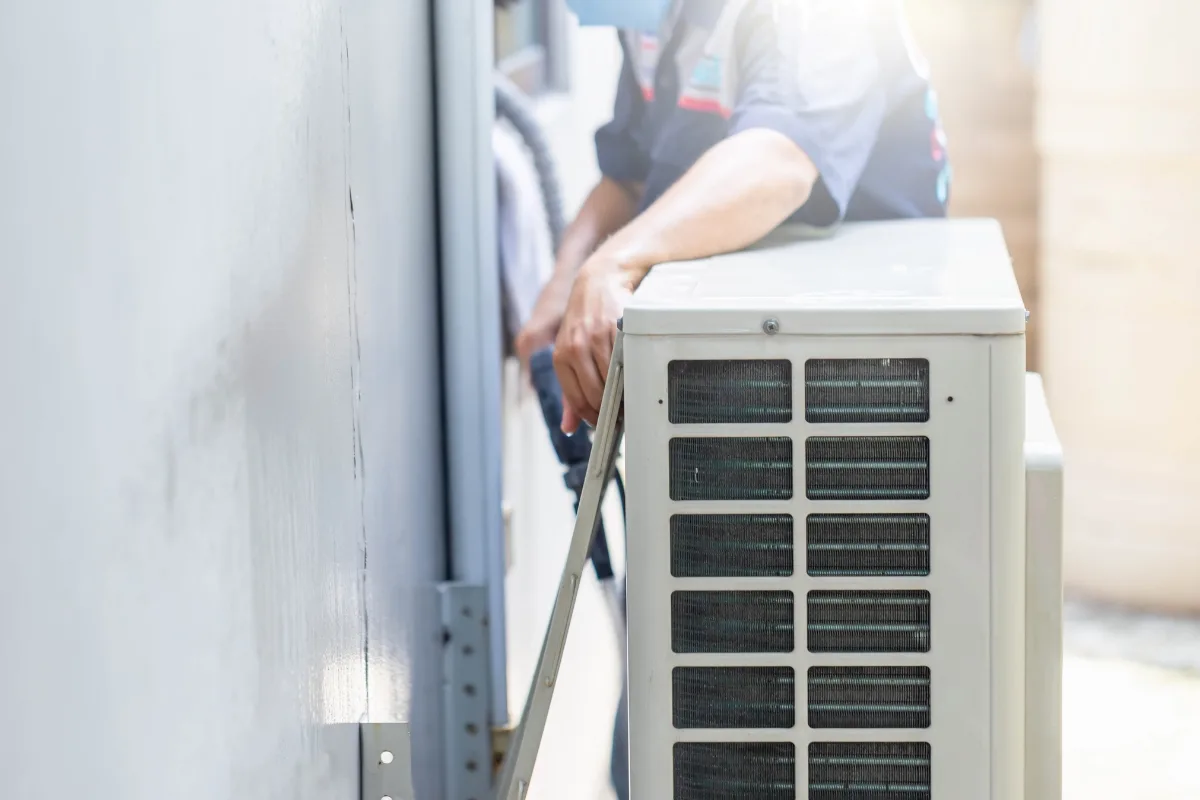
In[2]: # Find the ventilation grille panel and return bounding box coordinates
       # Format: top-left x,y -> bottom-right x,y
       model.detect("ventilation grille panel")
669,359 -> 792,424
807,666 -> 931,729
672,591 -> 795,653
671,437 -> 794,501
807,590 -> 931,653
807,514 -> 931,577
671,514 -> 794,578
674,742 -> 795,800
809,742 -> 931,800
806,437 -> 930,501
672,666 -> 795,729
805,358 -> 930,423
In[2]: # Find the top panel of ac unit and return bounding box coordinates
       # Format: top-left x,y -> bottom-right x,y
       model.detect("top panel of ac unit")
623,218 -> 1026,337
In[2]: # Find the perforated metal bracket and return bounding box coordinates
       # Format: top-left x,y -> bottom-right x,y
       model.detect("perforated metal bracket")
361,723 -> 416,800
495,332 -> 626,800
439,582 -> 494,800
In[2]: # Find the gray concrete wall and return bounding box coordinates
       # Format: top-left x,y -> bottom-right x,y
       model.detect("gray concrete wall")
0,2 -> 444,798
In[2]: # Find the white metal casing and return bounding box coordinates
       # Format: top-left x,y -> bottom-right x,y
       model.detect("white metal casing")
623,218 -> 1027,338
1024,373 -> 1064,800
622,219 -> 1031,798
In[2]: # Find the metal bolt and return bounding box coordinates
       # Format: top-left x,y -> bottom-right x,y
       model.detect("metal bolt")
762,318 -> 780,335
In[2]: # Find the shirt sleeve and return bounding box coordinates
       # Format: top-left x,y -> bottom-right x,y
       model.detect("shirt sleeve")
728,0 -> 889,227
594,33 -> 653,185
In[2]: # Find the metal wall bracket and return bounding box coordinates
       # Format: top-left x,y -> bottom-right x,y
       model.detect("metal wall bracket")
439,581 -> 494,800
361,723 -> 416,800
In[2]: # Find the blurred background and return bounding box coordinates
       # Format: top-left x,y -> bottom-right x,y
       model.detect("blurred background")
495,1 -> 1200,797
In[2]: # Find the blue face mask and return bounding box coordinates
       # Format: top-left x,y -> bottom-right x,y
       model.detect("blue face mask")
565,0 -> 673,32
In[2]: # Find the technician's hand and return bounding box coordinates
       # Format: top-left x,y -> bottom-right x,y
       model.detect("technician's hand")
515,272 -> 575,367
553,259 -> 634,432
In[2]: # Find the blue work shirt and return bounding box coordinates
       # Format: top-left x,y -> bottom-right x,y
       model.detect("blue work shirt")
595,0 -> 951,227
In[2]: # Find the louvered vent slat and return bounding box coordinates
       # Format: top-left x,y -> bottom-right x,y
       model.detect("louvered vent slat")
806,437 -> 930,500
672,591 -> 795,654
807,590 -> 931,653
674,742 -> 796,800
668,359 -> 792,424
671,514 -> 794,578
807,514 -> 931,577
672,666 -> 795,729
805,358 -> 930,423
809,742 -> 931,800
808,666 -> 931,729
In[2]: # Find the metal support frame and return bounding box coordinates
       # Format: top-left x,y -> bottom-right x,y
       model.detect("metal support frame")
357,583 -> 496,800
496,332 -> 626,800
432,0 -> 509,729
361,723 -> 417,800
439,582 -> 495,800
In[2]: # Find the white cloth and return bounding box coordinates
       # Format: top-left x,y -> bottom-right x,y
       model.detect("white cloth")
494,121 -> 554,343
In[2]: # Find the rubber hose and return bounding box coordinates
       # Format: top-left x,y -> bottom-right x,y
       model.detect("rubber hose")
493,71 -> 567,253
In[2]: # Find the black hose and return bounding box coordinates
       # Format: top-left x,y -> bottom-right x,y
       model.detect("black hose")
493,72 -> 567,253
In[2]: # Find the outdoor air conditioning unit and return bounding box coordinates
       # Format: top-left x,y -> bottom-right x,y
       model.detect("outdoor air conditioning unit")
496,218 -> 1062,800
618,218 -> 1063,800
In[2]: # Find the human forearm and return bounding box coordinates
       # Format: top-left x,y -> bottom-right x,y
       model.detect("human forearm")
514,175 -> 640,362
553,175 -> 641,278
552,128 -> 818,430
590,128 -> 818,288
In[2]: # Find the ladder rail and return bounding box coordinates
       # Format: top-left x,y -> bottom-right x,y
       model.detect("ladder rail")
495,331 -> 626,800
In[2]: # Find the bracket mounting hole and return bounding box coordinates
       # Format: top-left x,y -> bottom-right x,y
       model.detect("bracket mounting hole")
380,751 -> 394,765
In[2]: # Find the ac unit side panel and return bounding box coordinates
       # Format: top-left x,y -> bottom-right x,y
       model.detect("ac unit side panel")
1024,372 -> 1063,800
990,337 -> 1028,800
624,333 -> 997,800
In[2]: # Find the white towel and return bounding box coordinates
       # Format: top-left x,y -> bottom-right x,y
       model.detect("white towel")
494,120 -> 555,344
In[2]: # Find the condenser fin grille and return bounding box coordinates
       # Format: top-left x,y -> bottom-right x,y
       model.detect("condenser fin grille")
672,590 -> 795,653
807,666 -> 931,729
805,358 -> 930,423
673,666 -> 796,729
672,514 -> 794,578
674,742 -> 796,800
808,742 -> 931,800
669,359 -> 792,424
806,437 -> 930,500
806,514 -> 931,577
671,437 -> 794,501
807,590 -> 931,653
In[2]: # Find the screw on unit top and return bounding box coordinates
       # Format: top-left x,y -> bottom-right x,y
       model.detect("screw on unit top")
762,318 -> 780,335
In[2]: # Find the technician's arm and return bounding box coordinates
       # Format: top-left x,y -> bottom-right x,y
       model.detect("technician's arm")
554,128 -> 818,430
514,177 -> 641,364
594,128 -> 816,286
559,176 -> 643,281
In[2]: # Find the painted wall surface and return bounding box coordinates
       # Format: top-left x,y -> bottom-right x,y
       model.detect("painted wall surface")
0,1 -> 444,798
